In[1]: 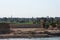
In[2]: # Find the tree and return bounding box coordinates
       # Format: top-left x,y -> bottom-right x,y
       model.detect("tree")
45,21 -> 50,29
3,17 -> 8,23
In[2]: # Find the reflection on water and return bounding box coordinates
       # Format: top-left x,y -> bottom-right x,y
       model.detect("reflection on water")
0,37 -> 60,40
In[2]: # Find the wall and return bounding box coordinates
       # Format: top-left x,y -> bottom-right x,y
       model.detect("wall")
0,23 -> 10,34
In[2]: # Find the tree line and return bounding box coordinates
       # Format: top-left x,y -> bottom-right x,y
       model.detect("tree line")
0,17 -> 60,28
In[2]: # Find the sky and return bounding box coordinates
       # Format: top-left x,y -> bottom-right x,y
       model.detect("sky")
0,0 -> 60,18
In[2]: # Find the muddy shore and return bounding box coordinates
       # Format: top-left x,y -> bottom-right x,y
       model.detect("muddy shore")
0,29 -> 60,38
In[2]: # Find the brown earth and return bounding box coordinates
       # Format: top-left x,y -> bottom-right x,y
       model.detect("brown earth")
0,23 -> 60,38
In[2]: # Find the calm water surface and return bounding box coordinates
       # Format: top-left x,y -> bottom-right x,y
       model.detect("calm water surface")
0,37 -> 60,40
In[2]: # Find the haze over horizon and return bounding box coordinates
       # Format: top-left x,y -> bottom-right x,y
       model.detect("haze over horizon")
0,0 -> 60,18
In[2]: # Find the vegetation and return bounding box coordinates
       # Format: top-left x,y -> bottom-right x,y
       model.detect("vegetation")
0,17 -> 60,28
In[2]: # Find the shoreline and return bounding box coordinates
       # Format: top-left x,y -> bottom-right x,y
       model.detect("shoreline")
0,33 -> 60,38
0,36 -> 60,39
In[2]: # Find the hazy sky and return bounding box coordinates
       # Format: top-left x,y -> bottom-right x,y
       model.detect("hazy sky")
0,0 -> 60,18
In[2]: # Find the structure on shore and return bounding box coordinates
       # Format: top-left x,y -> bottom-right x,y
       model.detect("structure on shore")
0,23 -> 10,34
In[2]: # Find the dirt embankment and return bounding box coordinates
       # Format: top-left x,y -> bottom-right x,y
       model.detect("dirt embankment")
9,27 -> 60,38
0,23 -> 60,38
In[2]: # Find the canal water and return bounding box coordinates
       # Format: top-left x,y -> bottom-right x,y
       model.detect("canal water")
0,37 -> 60,40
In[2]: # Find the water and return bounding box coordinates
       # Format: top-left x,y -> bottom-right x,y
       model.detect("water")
0,37 -> 60,40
